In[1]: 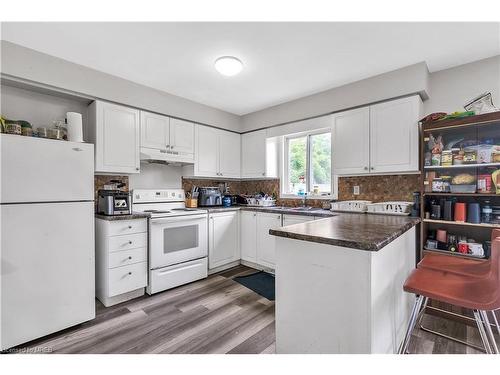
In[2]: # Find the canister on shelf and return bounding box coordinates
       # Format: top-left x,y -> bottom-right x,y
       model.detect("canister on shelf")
463,148 -> 477,164
454,202 -> 467,222
431,153 -> 441,166
477,174 -> 492,193
441,150 -> 453,166
4,120 -> 21,135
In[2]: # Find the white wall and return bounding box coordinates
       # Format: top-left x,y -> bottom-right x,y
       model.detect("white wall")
1,41 -> 241,132
240,62 -> 429,132
0,84 -> 89,130
424,55 -> 500,115
128,162 -> 183,190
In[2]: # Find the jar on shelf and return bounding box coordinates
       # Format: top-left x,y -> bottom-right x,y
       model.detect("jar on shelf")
481,201 -> 492,223
441,150 -> 453,166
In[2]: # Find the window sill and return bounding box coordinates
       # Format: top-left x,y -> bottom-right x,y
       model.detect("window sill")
280,194 -> 334,200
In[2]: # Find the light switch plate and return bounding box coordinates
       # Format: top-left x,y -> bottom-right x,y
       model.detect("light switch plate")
353,186 -> 360,195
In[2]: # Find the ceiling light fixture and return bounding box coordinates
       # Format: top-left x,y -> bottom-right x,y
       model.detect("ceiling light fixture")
214,56 -> 243,76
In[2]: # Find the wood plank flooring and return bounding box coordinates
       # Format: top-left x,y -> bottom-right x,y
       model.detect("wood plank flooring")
12,265 -> 499,354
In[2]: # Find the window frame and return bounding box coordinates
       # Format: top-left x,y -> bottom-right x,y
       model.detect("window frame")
281,128 -> 337,200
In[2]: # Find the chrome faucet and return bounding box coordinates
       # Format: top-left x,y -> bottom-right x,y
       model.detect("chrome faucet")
301,193 -> 308,208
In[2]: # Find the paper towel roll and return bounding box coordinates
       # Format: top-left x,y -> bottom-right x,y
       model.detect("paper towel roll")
66,112 -> 83,142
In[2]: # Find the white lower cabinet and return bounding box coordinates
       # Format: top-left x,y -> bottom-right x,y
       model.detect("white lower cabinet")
240,210 -> 258,262
95,218 -> 148,307
239,211 -> 282,270
256,212 -> 282,269
208,211 -> 240,270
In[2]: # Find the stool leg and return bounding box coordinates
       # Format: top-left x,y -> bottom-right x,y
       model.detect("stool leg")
416,296 -> 429,326
474,310 -> 493,354
491,310 -> 500,336
398,295 -> 424,354
480,311 -> 499,354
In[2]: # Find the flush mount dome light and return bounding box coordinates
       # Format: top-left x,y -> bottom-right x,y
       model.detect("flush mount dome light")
214,56 -> 243,76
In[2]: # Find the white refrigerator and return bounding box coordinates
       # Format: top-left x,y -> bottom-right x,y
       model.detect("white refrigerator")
1,134 -> 95,350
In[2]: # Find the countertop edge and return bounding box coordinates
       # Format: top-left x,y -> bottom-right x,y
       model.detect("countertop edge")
95,212 -> 151,221
270,217 -> 420,251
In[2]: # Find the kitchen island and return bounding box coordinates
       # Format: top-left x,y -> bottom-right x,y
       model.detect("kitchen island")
270,213 -> 420,354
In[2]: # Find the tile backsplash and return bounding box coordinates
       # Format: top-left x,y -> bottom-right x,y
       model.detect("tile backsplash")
338,174 -> 419,202
182,174 -> 420,207
93,174 -> 418,212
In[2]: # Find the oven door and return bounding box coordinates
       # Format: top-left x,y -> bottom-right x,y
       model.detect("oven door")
149,213 -> 208,269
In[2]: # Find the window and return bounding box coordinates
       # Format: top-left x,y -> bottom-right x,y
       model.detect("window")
283,129 -> 332,197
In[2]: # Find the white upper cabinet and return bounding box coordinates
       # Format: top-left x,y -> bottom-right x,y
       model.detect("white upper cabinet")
194,124 -> 241,178
89,101 -> 140,174
333,95 -> 421,176
369,95 -> 420,174
195,125 -> 219,176
140,111 -> 169,150
169,118 -> 195,155
218,130 -> 241,178
140,111 -> 194,161
241,129 -> 274,178
332,107 -> 370,175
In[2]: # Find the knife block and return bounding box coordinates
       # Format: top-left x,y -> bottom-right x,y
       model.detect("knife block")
186,198 -> 198,208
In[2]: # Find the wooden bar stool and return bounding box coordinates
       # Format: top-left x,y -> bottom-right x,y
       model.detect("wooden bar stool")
417,229 -> 500,342
399,239 -> 500,354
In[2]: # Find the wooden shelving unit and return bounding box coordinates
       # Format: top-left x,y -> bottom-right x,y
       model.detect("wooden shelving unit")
423,192 -> 498,197
424,162 -> 500,170
422,248 -> 488,261
423,218 -> 500,229
419,112 -> 500,261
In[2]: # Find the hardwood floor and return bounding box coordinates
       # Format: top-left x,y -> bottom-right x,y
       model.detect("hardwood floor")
13,265 -> 499,354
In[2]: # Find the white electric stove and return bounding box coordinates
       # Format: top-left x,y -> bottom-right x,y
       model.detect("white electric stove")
132,189 -> 208,295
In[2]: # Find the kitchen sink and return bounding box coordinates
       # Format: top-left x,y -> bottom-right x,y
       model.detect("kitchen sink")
288,207 -> 322,212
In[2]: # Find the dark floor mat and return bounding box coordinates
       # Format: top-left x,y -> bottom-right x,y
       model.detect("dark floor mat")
233,271 -> 275,301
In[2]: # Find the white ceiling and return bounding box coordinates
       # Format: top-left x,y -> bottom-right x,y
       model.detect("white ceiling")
1,22 -> 499,115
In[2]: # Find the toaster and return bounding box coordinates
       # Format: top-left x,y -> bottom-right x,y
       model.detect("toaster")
198,187 -> 223,207
97,190 -> 132,215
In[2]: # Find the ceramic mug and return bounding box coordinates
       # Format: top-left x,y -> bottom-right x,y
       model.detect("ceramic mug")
468,243 -> 484,257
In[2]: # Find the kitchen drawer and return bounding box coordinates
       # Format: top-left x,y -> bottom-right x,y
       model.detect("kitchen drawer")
108,232 -> 147,253
108,247 -> 147,269
108,219 -> 147,236
108,262 -> 147,297
149,257 -> 207,295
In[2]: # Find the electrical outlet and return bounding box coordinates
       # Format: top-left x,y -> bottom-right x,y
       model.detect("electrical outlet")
353,186 -> 360,195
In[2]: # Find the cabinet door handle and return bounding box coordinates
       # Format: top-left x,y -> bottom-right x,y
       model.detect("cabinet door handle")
262,172 -> 265,176
135,167 -> 139,171
166,145 -> 170,149
72,147 -> 83,152
128,272 -> 132,275
370,167 -> 374,170
128,225 -> 132,229
128,241 -> 132,244
364,166 -> 368,170
171,145 -> 174,149
128,256 -> 132,260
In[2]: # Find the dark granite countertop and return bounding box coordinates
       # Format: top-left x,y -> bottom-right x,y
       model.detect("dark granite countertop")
269,213 -> 421,251
95,212 -> 151,221
201,205 -> 334,217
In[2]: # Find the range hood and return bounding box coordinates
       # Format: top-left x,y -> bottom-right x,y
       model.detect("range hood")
140,147 -> 194,166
